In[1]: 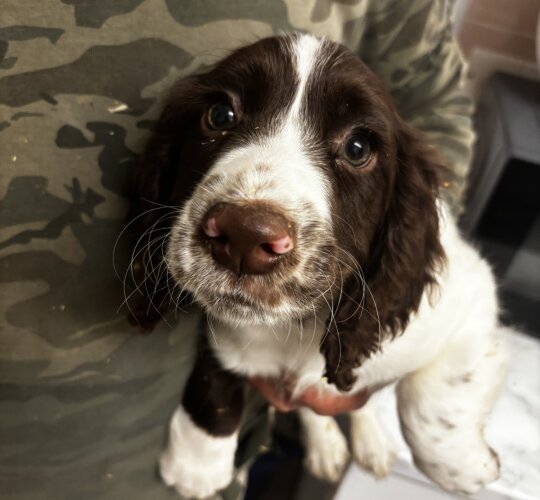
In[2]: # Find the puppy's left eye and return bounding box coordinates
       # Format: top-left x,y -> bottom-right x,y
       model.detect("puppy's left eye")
342,133 -> 372,167
207,103 -> 236,131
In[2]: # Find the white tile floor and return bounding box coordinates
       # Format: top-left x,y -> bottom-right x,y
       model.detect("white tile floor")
336,467 -> 454,500
335,462 -> 519,500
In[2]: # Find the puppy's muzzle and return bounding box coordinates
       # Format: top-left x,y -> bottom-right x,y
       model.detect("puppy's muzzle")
201,202 -> 295,276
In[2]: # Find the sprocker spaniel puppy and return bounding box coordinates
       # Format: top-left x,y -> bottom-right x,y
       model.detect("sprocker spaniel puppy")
129,34 -> 506,499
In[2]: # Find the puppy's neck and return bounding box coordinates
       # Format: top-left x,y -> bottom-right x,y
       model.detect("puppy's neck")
206,314 -> 328,379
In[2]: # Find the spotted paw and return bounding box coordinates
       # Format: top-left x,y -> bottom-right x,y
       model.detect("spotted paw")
415,444 -> 500,495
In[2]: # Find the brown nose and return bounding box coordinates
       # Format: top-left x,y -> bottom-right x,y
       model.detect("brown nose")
202,202 -> 294,276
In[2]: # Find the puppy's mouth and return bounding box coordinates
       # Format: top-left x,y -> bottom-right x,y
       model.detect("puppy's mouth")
183,259 -> 300,323
168,235 -> 339,325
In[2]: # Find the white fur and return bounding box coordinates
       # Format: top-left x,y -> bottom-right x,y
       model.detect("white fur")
290,34 -> 320,116
160,406 -> 238,499
350,394 -> 397,478
161,34 -> 506,497
298,407 -> 350,482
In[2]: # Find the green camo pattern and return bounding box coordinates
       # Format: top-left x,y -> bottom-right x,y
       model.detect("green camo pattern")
0,1 -> 473,499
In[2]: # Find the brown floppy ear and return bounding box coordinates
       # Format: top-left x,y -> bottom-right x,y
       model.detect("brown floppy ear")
126,78 -> 202,330
321,122 -> 447,391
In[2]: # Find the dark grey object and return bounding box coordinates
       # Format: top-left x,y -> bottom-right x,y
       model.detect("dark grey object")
462,73 -> 540,235
461,73 -> 540,337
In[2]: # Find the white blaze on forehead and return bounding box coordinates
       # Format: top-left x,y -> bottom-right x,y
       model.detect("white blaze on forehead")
205,34 -> 331,221
289,34 -> 322,118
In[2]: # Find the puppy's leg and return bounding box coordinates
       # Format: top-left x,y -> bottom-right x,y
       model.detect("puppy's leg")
160,341 -> 244,499
298,407 -> 349,482
397,334 -> 507,495
350,394 -> 397,478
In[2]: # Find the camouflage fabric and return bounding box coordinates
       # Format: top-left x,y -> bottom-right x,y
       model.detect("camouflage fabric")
0,1 -> 473,499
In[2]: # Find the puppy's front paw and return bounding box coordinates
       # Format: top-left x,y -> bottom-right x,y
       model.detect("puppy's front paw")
351,434 -> 396,479
159,447 -> 234,499
160,406 -> 237,498
303,418 -> 349,482
415,443 -> 500,496
351,414 -> 396,479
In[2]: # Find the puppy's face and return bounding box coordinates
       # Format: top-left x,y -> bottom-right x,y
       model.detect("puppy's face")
136,34 -> 444,386
155,35 -> 393,325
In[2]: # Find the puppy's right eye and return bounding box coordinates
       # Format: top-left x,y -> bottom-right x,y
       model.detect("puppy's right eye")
206,103 -> 236,131
342,133 -> 372,168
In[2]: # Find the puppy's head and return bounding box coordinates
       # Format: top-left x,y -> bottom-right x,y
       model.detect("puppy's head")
135,34 -> 446,389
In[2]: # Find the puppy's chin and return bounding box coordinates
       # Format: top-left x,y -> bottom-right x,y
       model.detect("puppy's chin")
183,279 -> 316,327
170,260 -> 328,326
204,300 -> 299,327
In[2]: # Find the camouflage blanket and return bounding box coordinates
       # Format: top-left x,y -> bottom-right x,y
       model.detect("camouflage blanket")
0,1 -> 472,499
